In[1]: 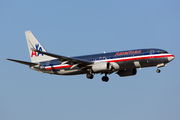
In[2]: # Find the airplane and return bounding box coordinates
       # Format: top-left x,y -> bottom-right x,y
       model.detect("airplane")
7,31 -> 175,82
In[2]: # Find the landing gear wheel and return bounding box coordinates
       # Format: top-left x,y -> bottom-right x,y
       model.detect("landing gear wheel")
156,69 -> 161,73
102,76 -> 109,82
86,74 -> 94,79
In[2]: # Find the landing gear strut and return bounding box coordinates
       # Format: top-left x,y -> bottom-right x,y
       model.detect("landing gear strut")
86,69 -> 94,79
102,74 -> 109,82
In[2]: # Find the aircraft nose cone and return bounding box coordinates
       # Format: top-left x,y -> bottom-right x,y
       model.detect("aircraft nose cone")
168,55 -> 175,62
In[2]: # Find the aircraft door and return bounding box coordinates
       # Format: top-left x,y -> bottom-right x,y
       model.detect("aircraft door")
150,50 -> 155,58
149,50 -> 158,65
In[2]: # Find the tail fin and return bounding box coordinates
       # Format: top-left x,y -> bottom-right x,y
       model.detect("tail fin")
25,31 -> 55,63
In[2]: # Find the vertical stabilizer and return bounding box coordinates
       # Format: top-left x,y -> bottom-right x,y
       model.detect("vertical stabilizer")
25,31 -> 55,63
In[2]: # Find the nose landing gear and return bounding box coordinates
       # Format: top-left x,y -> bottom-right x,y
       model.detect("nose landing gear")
156,69 -> 161,73
156,63 -> 166,73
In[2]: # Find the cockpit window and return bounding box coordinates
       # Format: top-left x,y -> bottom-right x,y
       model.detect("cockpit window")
159,51 -> 168,54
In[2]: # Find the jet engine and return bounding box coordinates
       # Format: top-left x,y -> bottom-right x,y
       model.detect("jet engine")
117,69 -> 137,77
92,62 -> 112,72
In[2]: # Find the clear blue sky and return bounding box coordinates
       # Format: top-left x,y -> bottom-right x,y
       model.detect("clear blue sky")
1,0 -> 180,120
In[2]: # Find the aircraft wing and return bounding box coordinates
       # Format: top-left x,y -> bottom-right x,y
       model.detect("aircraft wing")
31,49 -> 93,66
7,58 -> 38,66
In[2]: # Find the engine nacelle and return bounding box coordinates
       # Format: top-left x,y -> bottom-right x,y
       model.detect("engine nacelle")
92,62 -> 112,72
117,69 -> 137,77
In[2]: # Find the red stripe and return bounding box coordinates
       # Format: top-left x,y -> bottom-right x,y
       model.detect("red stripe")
107,54 -> 174,63
45,54 -> 174,70
46,65 -> 72,70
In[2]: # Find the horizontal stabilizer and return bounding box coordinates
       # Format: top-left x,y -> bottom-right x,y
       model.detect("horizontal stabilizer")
7,58 -> 38,66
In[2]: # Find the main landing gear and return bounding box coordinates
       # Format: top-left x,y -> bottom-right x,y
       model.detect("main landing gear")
86,69 -> 94,79
86,69 -> 109,82
86,74 -> 94,79
102,74 -> 109,82
86,73 -> 109,82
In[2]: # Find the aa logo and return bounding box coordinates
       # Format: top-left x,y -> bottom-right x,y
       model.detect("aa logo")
31,44 -> 44,57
